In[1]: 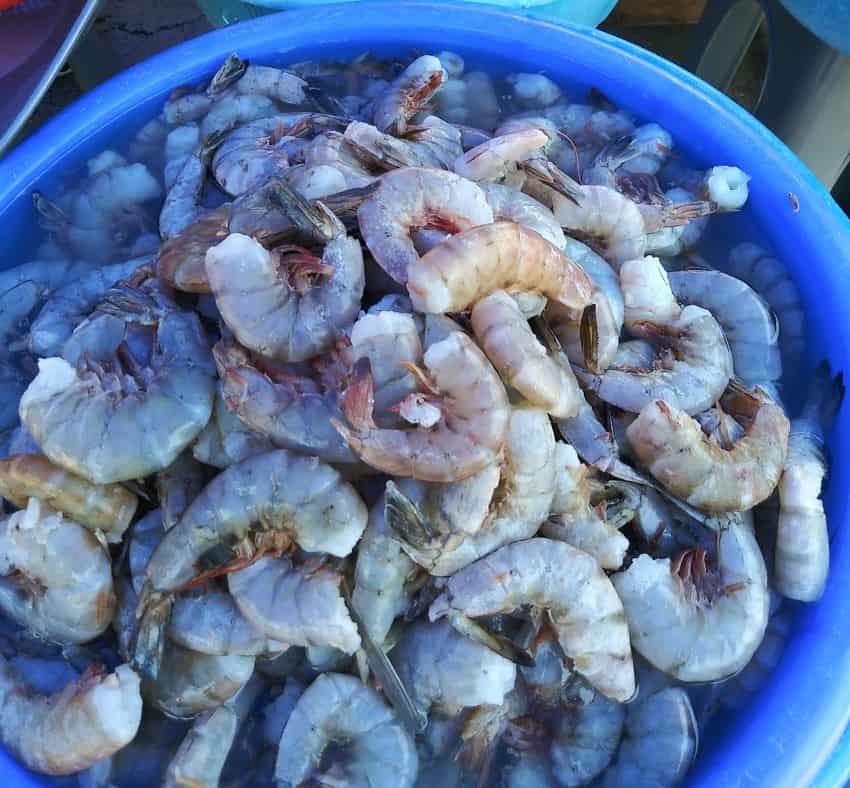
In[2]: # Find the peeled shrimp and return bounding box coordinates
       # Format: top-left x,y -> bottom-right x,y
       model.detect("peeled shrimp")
0,499 -> 114,644
430,538 -> 635,701
371,54 -> 446,136
228,555 -> 361,654
334,330 -> 510,482
206,227 -> 363,362
275,672 -> 419,788
0,658 -> 141,776
668,268 -> 781,385
0,453 -> 137,542
612,516 -> 769,682
390,619 -> 516,717
577,256 -> 733,415
20,282 -> 216,484
471,290 -> 581,418
357,167 -> 493,284
627,386 -> 790,512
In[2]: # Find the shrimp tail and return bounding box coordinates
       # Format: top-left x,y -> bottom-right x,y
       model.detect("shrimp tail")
520,158 -> 581,205
445,610 -> 536,668
32,191 -> 70,233
580,303 -> 599,373
270,179 -> 340,241
208,53 -> 248,95
339,357 -> 377,432
385,480 -> 435,548
130,587 -> 172,682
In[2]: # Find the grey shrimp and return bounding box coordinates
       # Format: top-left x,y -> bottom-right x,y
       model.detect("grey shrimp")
344,116 -> 463,171
155,451 -> 206,531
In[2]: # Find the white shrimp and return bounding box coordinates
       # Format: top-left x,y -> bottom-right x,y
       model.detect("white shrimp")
228,555 -> 361,654
387,406 -> 555,575
211,117 -> 291,196
159,135 -> 222,239
275,672 -> 419,788
305,131 -> 378,189
667,268 -> 782,385
479,182 -> 566,250
28,256 -> 150,358
431,538 -> 635,700
577,256 -> 733,415
344,116 -> 463,171
169,587 -> 287,656
726,242 -> 806,365
20,282 -> 216,484
627,385 -> 790,512
163,124 -> 201,190
213,339 -> 358,465
199,94 -> 277,138
371,54 -> 446,135
775,365 -> 843,602
471,290 -> 581,418
334,330 -> 510,482
453,127 -> 549,184
357,167 -> 494,285
541,443 -> 630,571
0,453 -> 137,543
0,657 -> 141,776
390,619 -> 516,717
613,516 -> 769,682
234,63 -> 308,104
143,642 -> 255,719
0,499 -> 114,644
352,495 -> 417,646
133,450 -> 367,678
206,223 -> 363,363
435,71 -> 501,131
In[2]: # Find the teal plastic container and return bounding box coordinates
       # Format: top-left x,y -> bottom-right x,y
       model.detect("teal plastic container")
197,0 -> 616,29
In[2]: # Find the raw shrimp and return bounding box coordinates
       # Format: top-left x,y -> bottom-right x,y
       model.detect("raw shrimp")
275,672 -> 419,788
162,675 -> 261,788
213,339 -> 358,465
542,444 -> 630,570
227,555 -> 361,654
206,223 -> 363,362
164,124 -> 201,190
577,256 -> 733,415
162,54 -> 245,126
0,453 -> 137,542
305,131 -> 378,189
199,94 -> 277,138
612,516 -> 769,681
211,117 -> 291,196
430,538 -> 635,700
471,290 -> 581,418
668,268 -> 782,385
0,657 -> 141,776
333,330 -> 510,482
627,385 -> 790,512
775,365 -> 844,602
357,167 -> 493,284
352,496 -> 416,646
159,134 -> 223,240
726,242 -> 806,364
155,451 -> 206,531
390,619 -> 517,717
234,63 -> 308,104
0,499 -> 115,644
143,643 -> 255,719
28,256 -> 151,358
169,587 -> 287,656
480,182 -> 566,250
371,54 -> 446,135
193,386 -> 277,469
133,450 -> 367,678
19,282 -> 216,484
344,116 -> 463,171
129,510 -> 165,594
387,406 -> 555,575
350,310 -> 422,427
454,128 -> 549,184
600,684 -> 698,787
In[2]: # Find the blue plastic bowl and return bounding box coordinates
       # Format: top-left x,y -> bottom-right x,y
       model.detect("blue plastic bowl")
1,3 -> 849,785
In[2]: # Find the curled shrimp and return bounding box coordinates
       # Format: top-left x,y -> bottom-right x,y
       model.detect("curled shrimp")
471,290 -> 581,418
371,54 -> 446,135
357,167 -> 494,284
668,268 -> 781,386
454,127 -> 549,185
0,453 -> 137,543
19,281 -> 216,484
0,499 -> 115,644
344,116 -> 463,171
275,672 -> 419,787
233,63 -> 308,104
576,256 -> 733,415
332,330 -> 510,482
199,94 -> 277,138
479,181 -> 566,250
612,516 -> 769,682
206,205 -> 363,363
133,450 -> 367,678
430,537 -> 635,701
0,658 -> 141,776
627,384 -> 790,512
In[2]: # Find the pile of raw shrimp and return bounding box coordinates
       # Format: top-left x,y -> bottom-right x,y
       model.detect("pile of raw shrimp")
0,50 -> 841,787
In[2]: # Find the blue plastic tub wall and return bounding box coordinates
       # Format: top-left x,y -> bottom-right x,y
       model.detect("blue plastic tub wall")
1,4 -> 850,785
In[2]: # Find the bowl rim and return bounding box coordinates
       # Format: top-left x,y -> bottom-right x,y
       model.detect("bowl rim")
1,4 -> 850,786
